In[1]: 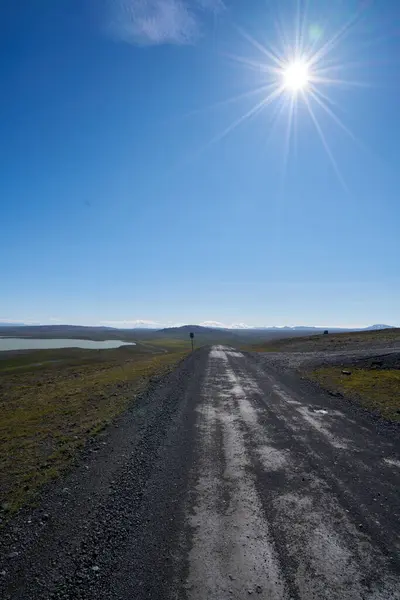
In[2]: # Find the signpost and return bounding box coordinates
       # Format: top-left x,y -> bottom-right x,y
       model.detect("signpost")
189,332 -> 194,352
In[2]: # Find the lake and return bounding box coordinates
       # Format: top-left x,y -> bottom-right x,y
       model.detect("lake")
0,338 -> 136,351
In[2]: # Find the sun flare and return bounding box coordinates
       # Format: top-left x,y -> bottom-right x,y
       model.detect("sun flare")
198,3 -> 372,192
282,60 -> 310,92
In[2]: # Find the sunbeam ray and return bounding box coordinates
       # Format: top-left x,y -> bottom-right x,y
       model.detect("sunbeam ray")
309,88 -> 358,144
178,83 -> 276,121
209,87 -> 285,145
282,92 -> 296,179
302,91 -> 349,193
309,84 -> 340,111
295,0 -> 302,57
259,93 -> 289,156
234,25 -> 283,68
223,53 -> 279,77
313,76 -> 370,88
307,6 -> 365,68
299,0 -> 310,51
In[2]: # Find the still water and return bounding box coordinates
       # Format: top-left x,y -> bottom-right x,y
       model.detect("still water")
0,338 -> 136,351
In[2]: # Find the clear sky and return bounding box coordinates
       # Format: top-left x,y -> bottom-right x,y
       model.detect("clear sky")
1,0 -> 399,328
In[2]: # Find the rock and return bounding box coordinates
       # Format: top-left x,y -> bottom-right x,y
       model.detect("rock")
256,585 -> 263,594
1,570 -> 6,577
8,551 -> 19,559
91,566 -> 100,572
341,370 -> 352,375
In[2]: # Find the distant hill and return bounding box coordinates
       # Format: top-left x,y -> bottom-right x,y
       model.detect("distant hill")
241,326 -> 352,335
158,325 -> 226,335
156,324 -> 240,343
156,325 -> 239,344
363,324 -> 394,331
243,325 -> 395,333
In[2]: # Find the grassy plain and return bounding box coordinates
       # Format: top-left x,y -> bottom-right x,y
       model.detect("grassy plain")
0,342 -> 188,516
308,366 -> 400,422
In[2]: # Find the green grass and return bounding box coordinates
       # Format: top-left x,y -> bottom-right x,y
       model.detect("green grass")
308,366 -> 400,422
137,338 -> 193,352
0,348 -> 187,516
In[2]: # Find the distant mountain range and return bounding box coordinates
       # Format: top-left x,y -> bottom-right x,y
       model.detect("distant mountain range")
158,325 -> 222,334
253,324 -> 394,332
159,324 -> 394,332
0,323 -> 394,334
363,324 -> 393,331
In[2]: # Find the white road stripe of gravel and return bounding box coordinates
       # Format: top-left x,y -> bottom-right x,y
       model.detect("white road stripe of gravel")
186,347 -> 288,600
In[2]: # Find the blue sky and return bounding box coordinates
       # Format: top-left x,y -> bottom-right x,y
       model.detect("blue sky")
1,0 -> 399,328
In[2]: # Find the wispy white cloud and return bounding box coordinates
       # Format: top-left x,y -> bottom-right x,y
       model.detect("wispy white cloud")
0,318 -> 40,325
200,320 -> 225,327
100,319 -> 161,328
200,320 -> 253,329
104,0 -> 224,46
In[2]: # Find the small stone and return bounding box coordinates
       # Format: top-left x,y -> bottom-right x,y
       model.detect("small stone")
248,590 -> 253,595
341,370 -> 352,375
8,551 -> 19,559
256,585 -> 263,594
42,513 -> 50,521
91,566 -> 100,572
1,570 -> 6,577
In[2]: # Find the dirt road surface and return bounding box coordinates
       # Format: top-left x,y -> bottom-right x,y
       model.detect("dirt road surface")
1,346 -> 399,599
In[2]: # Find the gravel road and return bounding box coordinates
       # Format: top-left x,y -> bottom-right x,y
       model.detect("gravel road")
1,346 -> 399,599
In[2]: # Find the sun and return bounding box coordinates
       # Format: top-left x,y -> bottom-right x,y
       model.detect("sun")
282,60 -> 310,92
198,5 -> 371,193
